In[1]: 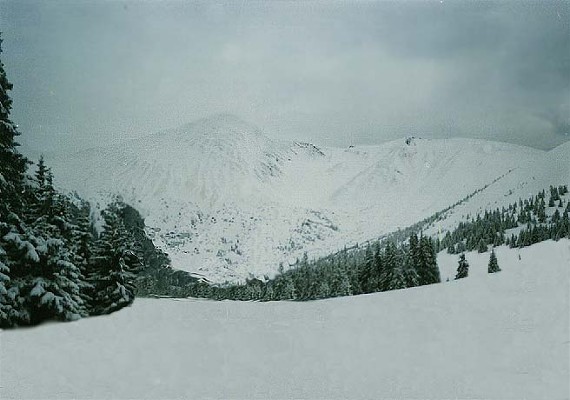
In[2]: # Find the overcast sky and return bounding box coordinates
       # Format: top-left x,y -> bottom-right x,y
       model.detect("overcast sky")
1,0 -> 569,152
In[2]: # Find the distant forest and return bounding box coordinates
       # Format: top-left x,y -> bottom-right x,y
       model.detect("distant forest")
172,185 -> 569,302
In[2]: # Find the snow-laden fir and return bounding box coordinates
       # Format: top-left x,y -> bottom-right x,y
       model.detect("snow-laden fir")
48,114 -> 570,282
2,239 -> 568,399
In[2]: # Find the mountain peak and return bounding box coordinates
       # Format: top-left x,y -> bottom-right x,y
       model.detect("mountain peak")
178,113 -> 263,139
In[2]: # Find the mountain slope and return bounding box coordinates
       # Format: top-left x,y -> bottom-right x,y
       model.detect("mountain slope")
423,140 -> 570,238
2,239 -> 568,399
48,115 -> 565,282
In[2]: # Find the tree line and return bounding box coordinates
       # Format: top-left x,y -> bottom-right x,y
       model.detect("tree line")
441,185 -> 570,254
176,233 -> 441,301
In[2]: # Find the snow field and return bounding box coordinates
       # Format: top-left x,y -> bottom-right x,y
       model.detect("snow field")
2,239 -> 568,399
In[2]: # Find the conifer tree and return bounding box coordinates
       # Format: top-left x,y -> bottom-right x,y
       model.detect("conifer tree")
331,258 -> 350,297
26,236 -> 89,323
360,245 -> 375,293
389,265 -> 407,291
379,241 -> 397,291
418,235 -> 441,285
0,221 -> 33,327
402,244 -> 419,288
477,238 -> 488,253
89,202 -> 141,315
280,270 -> 296,300
0,34 -> 31,327
455,253 -> 469,280
488,248 -> 501,273
0,34 -> 28,205
372,243 -> 386,291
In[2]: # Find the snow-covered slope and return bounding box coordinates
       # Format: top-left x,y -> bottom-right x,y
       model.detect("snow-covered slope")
424,140 -> 570,239
48,114 -> 567,282
2,239 -> 568,399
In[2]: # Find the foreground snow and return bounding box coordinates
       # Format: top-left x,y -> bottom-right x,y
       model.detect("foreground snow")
1,240 -> 568,399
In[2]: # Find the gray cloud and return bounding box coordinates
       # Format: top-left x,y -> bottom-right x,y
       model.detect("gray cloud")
1,0 -> 568,152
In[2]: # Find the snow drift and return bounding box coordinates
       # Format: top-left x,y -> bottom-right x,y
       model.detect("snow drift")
2,239 -> 568,399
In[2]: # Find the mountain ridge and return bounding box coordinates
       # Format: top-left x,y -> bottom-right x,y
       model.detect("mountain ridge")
47,115 -> 568,282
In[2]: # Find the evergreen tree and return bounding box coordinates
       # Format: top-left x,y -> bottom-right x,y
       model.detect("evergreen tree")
331,258 -> 350,297
280,270 -> 296,300
26,236 -> 89,323
0,220 -> 33,326
379,242 -> 397,291
548,196 -> 555,208
360,245 -> 376,293
89,202 -> 141,315
0,246 -> 13,324
348,257 -> 362,295
455,253 -> 469,280
389,265 -> 407,291
418,235 -> 441,285
488,248 -> 501,273
477,238 -> 488,253
402,244 -> 419,288
0,34 -> 30,327
0,34 -> 28,205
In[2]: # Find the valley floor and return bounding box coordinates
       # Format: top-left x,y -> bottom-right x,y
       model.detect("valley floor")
1,240 -> 569,399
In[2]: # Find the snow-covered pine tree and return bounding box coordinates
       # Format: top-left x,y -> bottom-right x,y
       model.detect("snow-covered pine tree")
382,241 -> 398,290
334,259 -> 351,297
409,233 -> 420,265
477,238 -> 488,253
455,253 -> 469,280
418,235 -> 441,285
402,249 -> 419,288
548,196 -> 555,208
348,256 -> 362,295
61,200 -> 96,307
29,156 -> 53,222
0,34 -> 28,205
389,265 -> 406,291
0,220 -> 33,327
404,234 -> 420,288
360,245 -> 375,293
0,34 -> 31,327
89,202 -> 141,315
280,269 -> 296,300
488,248 -> 501,273
316,280 -> 330,299
26,235 -> 89,323
0,244 -> 12,324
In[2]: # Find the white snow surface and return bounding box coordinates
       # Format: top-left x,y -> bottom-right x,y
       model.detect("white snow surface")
1,239 -> 568,399
47,114 -> 570,282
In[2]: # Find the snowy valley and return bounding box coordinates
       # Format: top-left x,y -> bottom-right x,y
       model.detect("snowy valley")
48,114 -> 570,283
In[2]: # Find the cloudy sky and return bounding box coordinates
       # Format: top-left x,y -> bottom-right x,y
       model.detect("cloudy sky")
1,0 -> 569,152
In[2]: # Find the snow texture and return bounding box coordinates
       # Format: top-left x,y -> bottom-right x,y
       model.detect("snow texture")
1,239 -> 568,399
47,115 -> 570,283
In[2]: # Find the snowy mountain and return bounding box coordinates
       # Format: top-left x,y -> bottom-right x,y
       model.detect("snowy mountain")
3,239 -> 568,399
48,114 -> 569,282
423,140 -> 570,239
